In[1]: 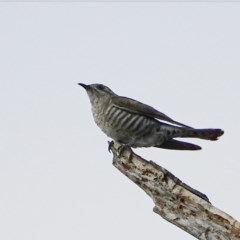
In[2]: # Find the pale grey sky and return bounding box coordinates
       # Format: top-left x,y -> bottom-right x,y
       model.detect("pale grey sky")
0,3 -> 240,240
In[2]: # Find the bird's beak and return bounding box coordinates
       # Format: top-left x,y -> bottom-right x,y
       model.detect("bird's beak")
78,83 -> 89,90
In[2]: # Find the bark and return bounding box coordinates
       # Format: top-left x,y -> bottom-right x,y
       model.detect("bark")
109,142 -> 240,240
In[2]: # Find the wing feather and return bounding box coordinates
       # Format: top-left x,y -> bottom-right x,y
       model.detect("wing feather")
111,96 -> 193,128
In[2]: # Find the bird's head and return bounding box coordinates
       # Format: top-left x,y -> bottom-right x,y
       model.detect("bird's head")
78,83 -> 116,103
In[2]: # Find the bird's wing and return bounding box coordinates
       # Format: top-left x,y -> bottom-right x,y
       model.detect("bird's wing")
112,96 -> 193,128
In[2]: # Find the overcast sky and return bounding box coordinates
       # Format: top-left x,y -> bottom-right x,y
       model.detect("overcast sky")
0,3 -> 240,240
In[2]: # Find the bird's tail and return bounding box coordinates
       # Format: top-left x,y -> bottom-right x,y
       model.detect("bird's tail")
182,128 -> 224,141
155,139 -> 201,150
155,128 -> 224,150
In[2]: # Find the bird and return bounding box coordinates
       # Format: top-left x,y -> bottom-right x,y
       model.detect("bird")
78,83 -> 224,150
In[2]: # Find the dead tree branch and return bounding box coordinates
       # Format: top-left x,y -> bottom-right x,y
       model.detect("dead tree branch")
109,142 -> 240,240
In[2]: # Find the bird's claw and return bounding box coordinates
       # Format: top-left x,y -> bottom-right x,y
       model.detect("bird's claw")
108,141 -> 133,160
117,144 -> 132,157
108,140 -> 114,153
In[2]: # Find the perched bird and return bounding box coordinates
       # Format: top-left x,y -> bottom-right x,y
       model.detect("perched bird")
78,83 -> 224,150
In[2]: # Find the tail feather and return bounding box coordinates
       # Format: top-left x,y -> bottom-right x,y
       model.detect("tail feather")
155,139 -> 201,151
184,128 -> 224,141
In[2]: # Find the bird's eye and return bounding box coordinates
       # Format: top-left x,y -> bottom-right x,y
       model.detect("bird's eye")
97,85 -> 105,91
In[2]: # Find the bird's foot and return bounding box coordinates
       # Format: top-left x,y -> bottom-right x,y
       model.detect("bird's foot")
108,141 -> 133,161
117,144 -> 132,158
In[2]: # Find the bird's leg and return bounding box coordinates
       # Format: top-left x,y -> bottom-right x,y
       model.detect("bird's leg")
117,144 -> 133,159
108,141 -> 133,161
108,140 -> 130,155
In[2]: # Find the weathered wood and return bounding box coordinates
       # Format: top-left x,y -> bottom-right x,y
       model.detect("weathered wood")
109,142 -> 240,240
